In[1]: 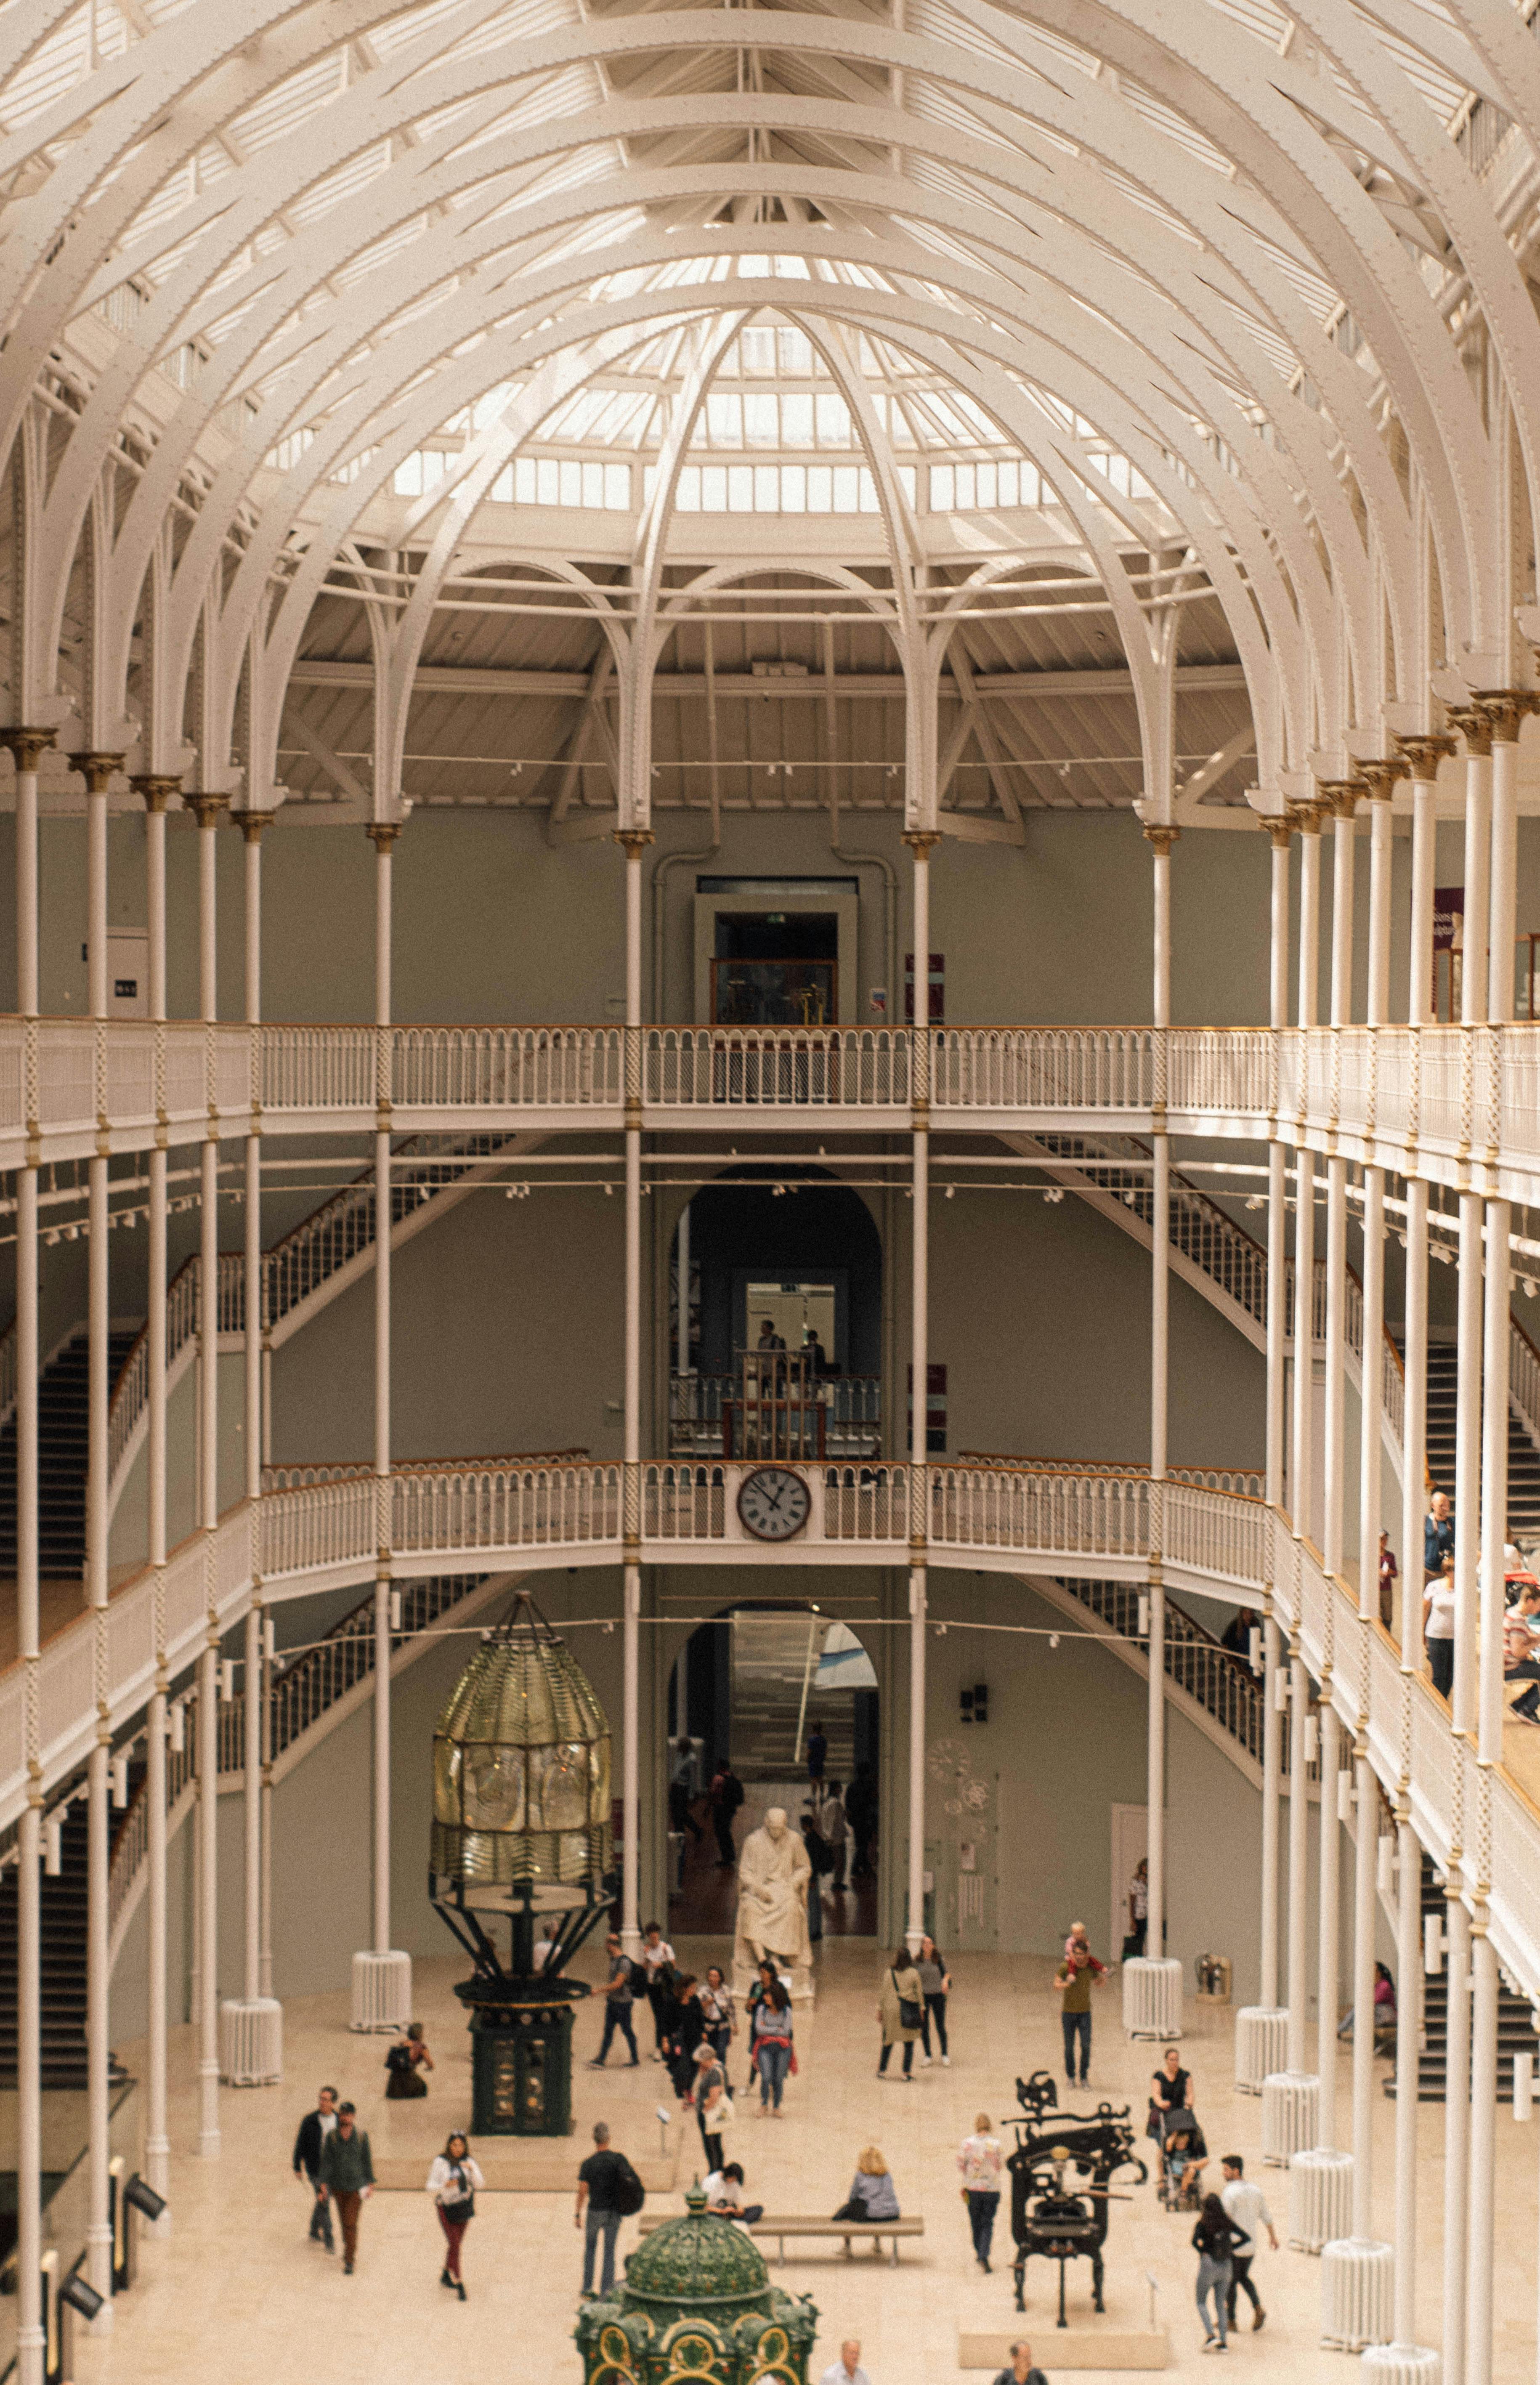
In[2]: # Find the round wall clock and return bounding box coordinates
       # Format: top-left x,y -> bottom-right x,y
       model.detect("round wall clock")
736,1465 -> 812,1542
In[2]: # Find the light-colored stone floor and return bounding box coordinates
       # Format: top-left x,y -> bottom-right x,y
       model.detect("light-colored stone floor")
75,1941 -> 1534,2385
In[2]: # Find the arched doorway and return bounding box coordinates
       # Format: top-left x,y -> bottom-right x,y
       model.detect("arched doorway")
665,1603 -> 879,1938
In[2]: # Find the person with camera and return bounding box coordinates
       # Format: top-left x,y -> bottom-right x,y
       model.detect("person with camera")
425,2131 -> 485,2301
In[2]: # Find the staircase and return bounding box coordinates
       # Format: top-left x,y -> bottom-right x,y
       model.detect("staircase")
1389,1854 -> 1535,2101
1421,1344 -> 1540,1539
0,1805 -> 90,2088
0,1330 -> 139,1574
728,1612 -> 857,1783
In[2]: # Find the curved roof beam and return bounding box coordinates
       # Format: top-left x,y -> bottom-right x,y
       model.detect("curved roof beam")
18,13 -> 1481,646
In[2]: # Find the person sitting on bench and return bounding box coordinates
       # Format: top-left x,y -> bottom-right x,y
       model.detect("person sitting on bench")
832,2146 -> 900,2225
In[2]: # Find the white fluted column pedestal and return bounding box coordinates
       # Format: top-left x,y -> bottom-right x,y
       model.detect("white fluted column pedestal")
1360,2344 -> 1440,2385
1290,2146 -> 1354,2252
218,1997 -> 282,2086
1122,1956 -> 1183,2039
1321,2237 -> 1393,2348
1261,2069 -> 1320,2166
1235,2005 -> 1288,2094
350,1949 -> 412,2034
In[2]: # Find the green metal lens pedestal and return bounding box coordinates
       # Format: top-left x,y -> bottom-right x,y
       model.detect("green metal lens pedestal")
466,1979 -> 585,2135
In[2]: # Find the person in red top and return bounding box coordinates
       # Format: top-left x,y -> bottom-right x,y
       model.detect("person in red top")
1054,1924 -> 1109,2088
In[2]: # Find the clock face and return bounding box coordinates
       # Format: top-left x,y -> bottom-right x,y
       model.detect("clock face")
736,1466 -> 812,1543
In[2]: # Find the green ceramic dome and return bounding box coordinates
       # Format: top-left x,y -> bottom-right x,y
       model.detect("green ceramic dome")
622,2199 -> 771,2322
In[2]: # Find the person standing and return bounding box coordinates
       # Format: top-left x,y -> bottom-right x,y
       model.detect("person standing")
1054,1928 -> 1107,2086
1378,1532 -> 1399,1631
916,1934 -> 951,2064
1192,2191 -> 1250,2350
802,1810 -> 830,1943
589,1933 -> 640,2067
575,2121 -> 636,2300
846,1762 -> 878,1880
698,2069 -> 734,2174
669,1740 -> 704,1846
319,2101 -> 374,2276
878,1945 -> 924,2080
991,2346 -> 1048,2385
1424,1556 -> 1457,1700
1424,1490 -> 1454,1579
818,2342 -> 872,2385
425,2131 -> 484,2302
711,1759 -> 745,1868
820,1779 -> 848,1889
665,1974 -> 704,2098
957,2112 -> 1004,2273
292,2084 -> 338,2251
641,1921 -> 677,2058
1126,1858 -> 1149,1958
750,1973 -> 794,2114
1219,2155 -> 1276,2333
807,1724 -> 828,1785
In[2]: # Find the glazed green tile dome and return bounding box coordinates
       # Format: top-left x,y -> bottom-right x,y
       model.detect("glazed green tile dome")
431,1594 -> 611,1888
621,2207 -> 772,2321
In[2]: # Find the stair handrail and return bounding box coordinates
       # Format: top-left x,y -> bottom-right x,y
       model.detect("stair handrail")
1056,1574 -> 1273,1766
107,1712 -> 196,1944
1509,1310 -> 1540,1459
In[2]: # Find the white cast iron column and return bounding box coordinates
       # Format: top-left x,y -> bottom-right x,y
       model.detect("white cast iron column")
1125,823 -> 1181,2038
5,724 -> 52,2385
903,829 -> 940,1955
78,749 -> 120,2323
352,821 -> 412,2029
131,771 -> 177,2220
618,827 -> 652,1958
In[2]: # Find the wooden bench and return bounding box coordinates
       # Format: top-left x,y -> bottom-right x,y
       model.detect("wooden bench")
639,2214 -> 924,2266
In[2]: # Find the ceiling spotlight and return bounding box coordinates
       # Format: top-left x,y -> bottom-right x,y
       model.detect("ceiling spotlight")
1245,1194 -> 1264,1211
1527,1279 -> 1537,1300
1057,761 -> 1072,780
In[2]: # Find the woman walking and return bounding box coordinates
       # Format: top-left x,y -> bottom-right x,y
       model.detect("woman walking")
698,2071 -> 735,2174
749,1974 -> 794,2114
917,1934 -> 951,2065
957,2113 -> 1004,2273
1192,2192 -> 1250,2351
699,1965 -> 735,2085
426,2132 -> 484,2302
878,1945 -> 924,2081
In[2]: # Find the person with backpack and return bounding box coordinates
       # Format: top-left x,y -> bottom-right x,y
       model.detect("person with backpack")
385,2021 -> 433,2099
425,2131 -> 485,2301
1192,2191 -> 1251,2350
575,2122 -> 643,2298
589,1934 -> 640,2067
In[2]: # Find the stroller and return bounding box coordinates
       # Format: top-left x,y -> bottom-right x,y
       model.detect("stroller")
1156,2109 -> 1208,2210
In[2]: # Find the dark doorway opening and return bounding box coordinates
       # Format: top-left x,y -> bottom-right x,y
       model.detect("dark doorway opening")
666,1606 -> 879,1939
710,911 -> 838,1027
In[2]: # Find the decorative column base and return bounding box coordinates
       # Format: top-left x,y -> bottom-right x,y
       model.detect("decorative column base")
1121,1955 -> 1183,2039
218,1996 -> 283,2085
1289,2146 -> 1354,2252
1360,2343 -> 1441,2385
1235,2005 -> 1288,2094
1261,2070 -> 1320,2166
351,1948 -> 412,2033
1321,2238 -> 1394,2350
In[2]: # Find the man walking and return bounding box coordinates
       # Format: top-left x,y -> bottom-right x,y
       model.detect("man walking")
1220,2154 -> 1277,2332
575,2122 -> 633,2298
292,2083 -> 338,2250
589,1933 -> 641,2066
318,2101 -> 374,2275
1054,1926 -> 1107,2086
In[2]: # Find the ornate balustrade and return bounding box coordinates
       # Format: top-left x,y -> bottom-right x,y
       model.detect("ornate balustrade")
5,1452 -> 1538,2008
